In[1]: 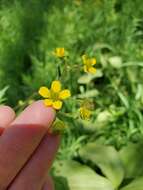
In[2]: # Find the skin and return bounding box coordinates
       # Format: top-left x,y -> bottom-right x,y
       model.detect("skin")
0,100 -> 60,190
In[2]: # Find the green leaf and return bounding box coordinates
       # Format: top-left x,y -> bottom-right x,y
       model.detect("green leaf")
77,89 -> 99,98
95,110 -> 112,127
79,143 -> 124,188
78,119 -> 97,132
78,69 -> 103,84
0,86 -> 9,103
120,176 -> 143,190
54,160 -> 114,190
109,56 -> 122,68
53,176 -> 70,190
117,92 -> 129,109
119,142 -> 143,178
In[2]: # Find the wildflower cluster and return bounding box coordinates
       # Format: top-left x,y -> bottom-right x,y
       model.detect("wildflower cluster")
38,47 -> 97,132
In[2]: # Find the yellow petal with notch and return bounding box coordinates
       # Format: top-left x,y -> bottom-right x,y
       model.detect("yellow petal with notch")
88,67 -> 96,74
53,100 -> 63,110
59,90 -> 71,100
51,80 -> 61,93
38,87 -> 50,98
44,99 -> 53,106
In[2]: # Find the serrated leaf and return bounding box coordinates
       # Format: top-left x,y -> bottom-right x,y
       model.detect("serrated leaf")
79,143 -> 124,188
54,160 -> 114,190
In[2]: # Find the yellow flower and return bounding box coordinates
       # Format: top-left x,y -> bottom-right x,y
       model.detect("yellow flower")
54,48 -> 65,58
82,54 -> 97,74
52,119 -> 67,133
79,106 -> 92,120
38,80 -> 71,110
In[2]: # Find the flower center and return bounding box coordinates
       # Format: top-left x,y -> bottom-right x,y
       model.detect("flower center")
50,90 -> 59,101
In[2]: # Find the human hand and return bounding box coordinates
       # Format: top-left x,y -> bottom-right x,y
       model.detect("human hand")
0,100 -> 60,190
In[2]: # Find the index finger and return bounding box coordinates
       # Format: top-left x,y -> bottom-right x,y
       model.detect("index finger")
0,100 -> 55,190
0,105 -> 15,135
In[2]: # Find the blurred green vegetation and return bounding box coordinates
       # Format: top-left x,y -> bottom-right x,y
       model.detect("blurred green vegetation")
0,0 -> 143,189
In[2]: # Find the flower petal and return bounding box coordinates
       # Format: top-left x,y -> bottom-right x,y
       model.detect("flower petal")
53,100 -> 63,110
91,58 -> 96,65
79,107 -> 91,120
51,80 -> 61,93
44,99 -> 53,106
82,54 -> 87,64
59,48 -> 65,56
38,87 -> 50,98
55,48 -> 65,57
59,90 -> 71,100
83,65 -> 88,73
88,67 -> 96,74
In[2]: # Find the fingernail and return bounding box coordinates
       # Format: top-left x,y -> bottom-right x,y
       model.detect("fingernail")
12,100 -> 56,128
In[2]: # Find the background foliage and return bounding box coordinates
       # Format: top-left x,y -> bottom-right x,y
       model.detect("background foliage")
0,0 -> 143,189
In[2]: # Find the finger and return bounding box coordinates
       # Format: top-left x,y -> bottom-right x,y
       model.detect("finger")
10,133 -> 60,190
0,105 -> 15,135
42,176 -> 55,190
11,100 -> 55,127
0,100 -> 55,190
